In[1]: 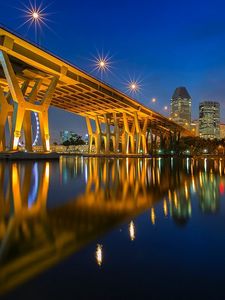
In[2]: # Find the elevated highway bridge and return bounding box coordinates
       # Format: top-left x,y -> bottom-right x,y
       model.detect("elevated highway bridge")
0,26 -> 193,154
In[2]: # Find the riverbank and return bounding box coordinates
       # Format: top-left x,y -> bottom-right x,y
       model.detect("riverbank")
0,151 -> 60,160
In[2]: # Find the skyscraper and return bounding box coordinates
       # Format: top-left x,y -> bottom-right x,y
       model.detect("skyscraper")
170,87 -> 192,128
220,124 -> 225,139
199,101 -> 220,139
60,130 -> 77,143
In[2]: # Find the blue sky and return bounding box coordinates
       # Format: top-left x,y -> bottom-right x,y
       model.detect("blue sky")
0,0 -> 225,140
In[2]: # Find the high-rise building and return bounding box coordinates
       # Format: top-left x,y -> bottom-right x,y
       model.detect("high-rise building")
170,87 -> 192,129
199,101 -> 220,139
60,130 -> 76,143
220,123 -> 225,139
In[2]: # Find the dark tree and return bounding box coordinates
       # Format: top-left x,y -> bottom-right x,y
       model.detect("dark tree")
62,134 -> 85,146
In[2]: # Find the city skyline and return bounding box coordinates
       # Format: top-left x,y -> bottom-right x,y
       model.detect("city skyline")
0,0 -> 225,136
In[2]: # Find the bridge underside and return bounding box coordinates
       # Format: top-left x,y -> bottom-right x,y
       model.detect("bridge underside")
0,27 -> 192,154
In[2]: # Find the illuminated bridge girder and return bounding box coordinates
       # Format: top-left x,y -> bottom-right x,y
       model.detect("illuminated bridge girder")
0,27 -> 193,153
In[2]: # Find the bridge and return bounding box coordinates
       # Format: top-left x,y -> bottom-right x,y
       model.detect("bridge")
0,26 -> 192,154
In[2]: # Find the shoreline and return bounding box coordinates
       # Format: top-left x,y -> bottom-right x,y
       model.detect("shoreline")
0,151 -> 224,160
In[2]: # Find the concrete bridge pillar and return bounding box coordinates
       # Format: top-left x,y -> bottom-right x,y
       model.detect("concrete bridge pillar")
0,50 -> 58,152
134,112 -> 148,154
169,131 -> 181,153
0,86 -> 13,151
103,114 -> 110,154
86,116 -> 102,154
112,113 -> 120,153
122,112 -> 135,154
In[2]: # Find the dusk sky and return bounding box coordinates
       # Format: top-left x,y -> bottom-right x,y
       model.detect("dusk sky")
0,0 -> 225,140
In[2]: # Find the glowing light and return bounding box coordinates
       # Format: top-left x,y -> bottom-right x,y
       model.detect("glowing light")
168,189 -> 172,202
163,199 -> 168,216
219,183 -> 225,194
91,52 -> 112,76
45,139 -> 50,152
184,181 -> 188,199
17,1 -> 53,44
164,106 -> 168,110
152,98 -> 156,103
174,191 -> 178,208
204,158 -> 207,172
32,11 -> 39,19
96,244 -> 103,266
127,80 -> 140,94
13,137 -> 20,150
219,160 -> 222,176
33,112 -> 40,146
151,208 -> 156,225
129,221 -> 135,241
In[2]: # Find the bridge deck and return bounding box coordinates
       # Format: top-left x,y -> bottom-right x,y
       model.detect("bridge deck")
0,26 -> 191,134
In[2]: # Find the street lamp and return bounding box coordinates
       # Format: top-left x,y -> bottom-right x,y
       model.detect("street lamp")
18,1 -> 50,45
18,1 -> 52,147
32,11 -> 39,19
127,80 -> 140,94
92,53 -> 112,80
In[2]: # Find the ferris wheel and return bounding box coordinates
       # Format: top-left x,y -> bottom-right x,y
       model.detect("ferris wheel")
19,112 -> 40,147
33,112 -> 40,146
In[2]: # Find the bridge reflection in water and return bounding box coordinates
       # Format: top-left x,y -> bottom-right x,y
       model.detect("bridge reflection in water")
0,157 -> 225,294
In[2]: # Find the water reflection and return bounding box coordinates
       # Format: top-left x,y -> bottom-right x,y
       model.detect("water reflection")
95,244 -> 103,267
129,221 -> 135,241
0,157 -> 225,294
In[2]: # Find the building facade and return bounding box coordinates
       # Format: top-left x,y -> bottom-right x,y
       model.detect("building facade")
199,101 -> 220,139
170,87 -> 192,129
60,130 -> 77,144
220,124 -> 225,139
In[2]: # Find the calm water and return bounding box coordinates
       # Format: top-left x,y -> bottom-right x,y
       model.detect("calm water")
1,157 -> 225,300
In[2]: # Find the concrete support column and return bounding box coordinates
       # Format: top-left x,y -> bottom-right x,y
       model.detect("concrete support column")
11,103 -> 25,150
0,50 -> 58,153
121,131 -> 127,154
39,110 -> 50,152
170,131 -> 180,152
86,116 -> 102,154
112,113 -> 119,153
103,114 -> 110,153
95,116 -> 101,154
23,111 -> 33,152
122,112 -> 136,154
134,113 -> 148,154
0,86 -> 12,151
